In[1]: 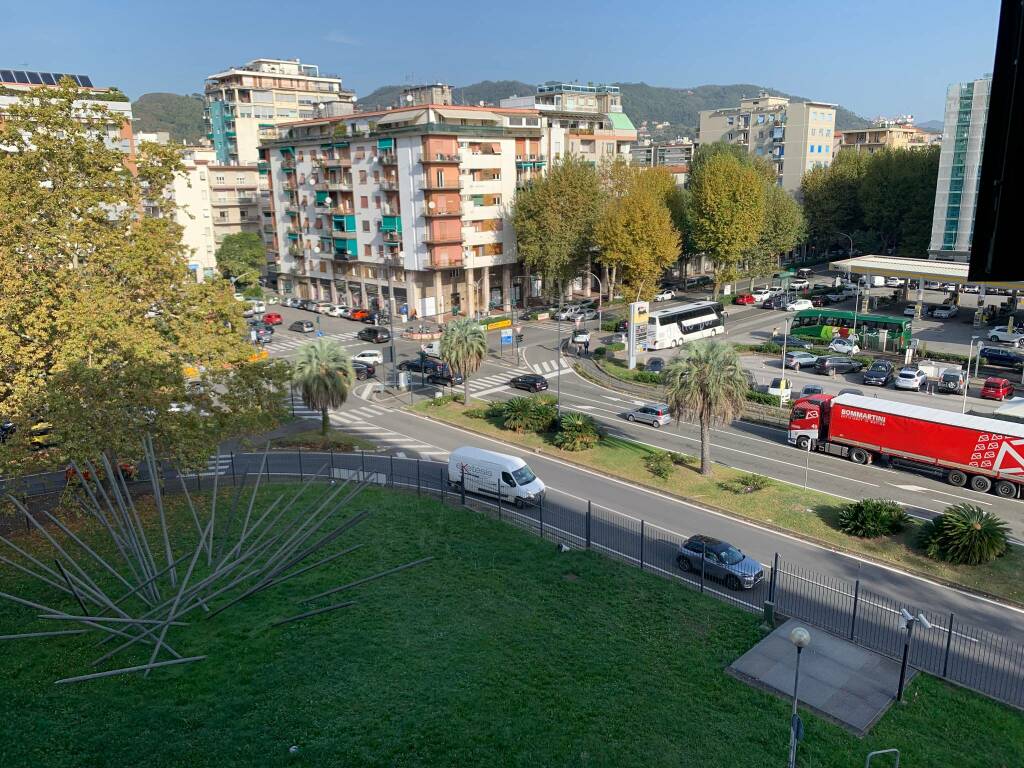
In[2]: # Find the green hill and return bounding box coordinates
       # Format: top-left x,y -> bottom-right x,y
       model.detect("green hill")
132,92 -> 206,144
359,80 -> 534,111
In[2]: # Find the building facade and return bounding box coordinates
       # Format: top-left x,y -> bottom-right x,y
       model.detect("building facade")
204,58 -> 355,165
261,96 -> 636,318
208,164 -> 263,247
631,140 -> 695,168
698,93 -> 836,191
838,118 -> 940,154
928,77 -> 992,263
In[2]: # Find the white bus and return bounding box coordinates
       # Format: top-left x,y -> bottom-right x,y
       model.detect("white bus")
645,301 -> 725,350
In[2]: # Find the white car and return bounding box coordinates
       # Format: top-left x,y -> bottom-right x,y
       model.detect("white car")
768,377 -> 792,404
903,305 -> 918,317
924,280 -> 942,290
326,304 -> 349,317
653,289 -> 674,302
571,331 -> 591,345
788,279 -> 810,290
987,326 -> 1024,346
352,350 -> 384,365
555,307 -> 581,321
932,305 -> 958,319
828,338 -> 860,355
962,284 -> 980,294
233,293 -> 246,302
750,289 -> 772,303
785,299 -> 814,312
894,367 -> 927,391
885,277 -> 903,287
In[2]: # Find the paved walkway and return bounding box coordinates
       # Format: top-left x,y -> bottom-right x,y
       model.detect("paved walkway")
728,618 -> 913,735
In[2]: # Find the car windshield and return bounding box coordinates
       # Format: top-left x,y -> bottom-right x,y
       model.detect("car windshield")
718,546 -> 744,565
511,465 -> 536,485
869,364 -> 887,372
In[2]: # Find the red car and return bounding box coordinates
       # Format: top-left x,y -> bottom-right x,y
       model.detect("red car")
980,377 -> 1015,401
349,308 -> 370,321
733,294 -> 755,305
263,312 -> 283,325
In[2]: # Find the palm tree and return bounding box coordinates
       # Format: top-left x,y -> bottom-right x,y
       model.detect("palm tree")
291,339 -> 355,435
440,317 -> 488,404
663,341 -> 749,476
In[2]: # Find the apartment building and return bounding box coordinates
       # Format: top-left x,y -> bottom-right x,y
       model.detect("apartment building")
631,140 -> 695,168
260,97 -> 637,318
208,164 -> 263,246
0,68 -> 135,161
698,92 -> 836,191
838,118 -> 940,154
928,77 -> 992,263
204,58 -> 355,165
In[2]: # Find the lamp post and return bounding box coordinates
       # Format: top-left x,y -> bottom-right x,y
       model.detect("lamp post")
385,253 -> 400,390
583,269 -> 604,331
780,318 -> 792,389
896,610 -> 932,702
837,231 -> 854,258
787,626 -> 811,768
963,336 -> 980,413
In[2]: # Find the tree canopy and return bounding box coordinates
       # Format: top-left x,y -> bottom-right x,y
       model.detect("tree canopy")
216,232 -> 265,289
0,79 -> 287,471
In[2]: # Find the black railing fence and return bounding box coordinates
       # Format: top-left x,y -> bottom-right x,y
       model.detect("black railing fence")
2,449 -> 1022,710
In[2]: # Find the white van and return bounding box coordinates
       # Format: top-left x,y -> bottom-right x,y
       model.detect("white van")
247,299 -> 266,314
421,340 -> 442,357
448,447 -> 545,507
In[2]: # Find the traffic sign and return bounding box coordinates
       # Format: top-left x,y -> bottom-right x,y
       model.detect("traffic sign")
500,329 -> 513,345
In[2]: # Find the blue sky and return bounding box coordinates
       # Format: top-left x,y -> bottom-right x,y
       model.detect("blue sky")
4,0 -> 1001,123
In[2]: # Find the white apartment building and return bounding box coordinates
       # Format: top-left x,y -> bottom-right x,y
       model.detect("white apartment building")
169,147 -> 218,282
698,92 -> 837,191
205,58 -> 355,165
928,77 -> 992,263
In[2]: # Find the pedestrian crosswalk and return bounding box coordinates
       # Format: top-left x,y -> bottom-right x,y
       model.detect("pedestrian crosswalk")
199,454 -> 232,477
533,359 -> 572,376
267,330 -> 360,355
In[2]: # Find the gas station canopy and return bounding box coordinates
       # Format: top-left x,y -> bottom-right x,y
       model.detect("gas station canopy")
828,256 -> 1024,290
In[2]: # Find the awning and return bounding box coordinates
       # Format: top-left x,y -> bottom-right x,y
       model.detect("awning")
607,112 -> 636,132
376,138 -> 394,151
377,109 -> 425,126
434,107 -> 499,123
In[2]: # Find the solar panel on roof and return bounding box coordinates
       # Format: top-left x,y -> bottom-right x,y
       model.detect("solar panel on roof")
13,70 -> 29,84
39,72 -> 55,85
77,74 -> 93,87
26,71 -> 42,84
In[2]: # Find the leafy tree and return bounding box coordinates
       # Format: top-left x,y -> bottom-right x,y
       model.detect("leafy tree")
800,151 -> 870,251
132,92 -> 206,144
291,340 -> 355,435
0,79 -> 287,470
512,155 -> 601,301
216,232 -> 265,289
595,166 -> 681,301
687,153 -> 766,298
440,318 -> 488,404
744,185 -> 806,289
859,146 -> 939,255
663,342 -> 749,475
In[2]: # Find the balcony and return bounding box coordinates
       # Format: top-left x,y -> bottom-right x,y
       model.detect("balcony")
379,179 -> 399,192
383,231 -> 402,243
515,154 -> 547,168
424,206 -> 463,218
288,243 -> 303,256
423,233 -> 464,246
422,179 -> 462,192
281,160 -> 296,171
318,155 -> 351,168
327,179 -> 353,191
420,153 -> 461,164
379,152 -> 397,165
428,253 -> 464,269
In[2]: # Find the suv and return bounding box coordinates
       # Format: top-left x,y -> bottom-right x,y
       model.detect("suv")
357,326 -> 391,343
625,403 -> 672,428
862,360 -> 895,386
979,346 -> 1024,370
814,356 -> 863,375
932,304 -> 958,319
938,368 -> 968,395
894,367 -> 927,390
675,535 -> 764,590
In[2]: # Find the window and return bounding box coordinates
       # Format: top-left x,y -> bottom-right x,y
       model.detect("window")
373,171 -> 380,182
215,175 -> 225,184
757,114 -> 765,124
236,175 -> 246,184
809,145 -> 815,153
501,472 -> 516,487
360,196 -> 368,209
359,170 -> 367,184
362,220 -> 370,232
218,211 -> 229,220
363,244 -> 371,257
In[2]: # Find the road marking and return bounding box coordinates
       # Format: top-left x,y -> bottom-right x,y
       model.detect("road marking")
473,383 -> 512,397
602,395 -> 624,402
892,484 -> 930,492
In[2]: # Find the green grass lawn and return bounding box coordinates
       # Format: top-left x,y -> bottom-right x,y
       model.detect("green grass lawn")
414,401 -> 1024,605
269,427 -> 376,452
0,485 -> 1020,767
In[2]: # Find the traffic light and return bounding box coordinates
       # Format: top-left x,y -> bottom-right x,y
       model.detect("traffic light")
515,334 -> 524,344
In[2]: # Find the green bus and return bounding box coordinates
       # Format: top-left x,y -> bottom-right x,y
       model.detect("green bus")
790,309 -> 913,349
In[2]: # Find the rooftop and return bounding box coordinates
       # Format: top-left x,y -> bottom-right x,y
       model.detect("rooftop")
0,69 -> 96,88
537,82 -> 620,94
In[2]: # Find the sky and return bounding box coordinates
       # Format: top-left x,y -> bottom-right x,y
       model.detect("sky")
3,0 -> 1002,124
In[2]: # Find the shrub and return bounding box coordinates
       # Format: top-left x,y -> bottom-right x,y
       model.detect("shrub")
531,396 -> 559,432
721,473 -> 774,494
746,391 -> 782,407
592,346 -> 607,358
500,397 -> 540,433
752,342 -> 782,355
426,393 -> 463,407
634,371 -> 663,384
917,504 -> 1009,565
553,411 -> 601,451
643,451 -> 674,479
606,342 -> 626,352
837,498 -> 910,537
463,407 -> 489,419
670,452 -> 696,466
601,320 -> 621,332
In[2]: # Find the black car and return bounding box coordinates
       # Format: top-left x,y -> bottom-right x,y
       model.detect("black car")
357,326 -> 391,343
352,361 -> 375,380
814,355 -> 862,375
675,535 -> 765,591
510,374 -> 549,392
398,357 -> 443,374
297,299 -> 317,311
288,320 -> 315,333
862,360 -> 895,386
614,319 -> 628,333
428,370 -> 464,387
773,334 -> 813,350
979,346 -> 1024,370
645,357 -> 665,373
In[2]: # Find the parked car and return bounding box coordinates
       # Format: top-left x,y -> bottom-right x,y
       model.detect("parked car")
924,280 -> 942,290
810,296 -> 828,307
263,312 -> 283,325
784,351 -> 819,370
932,304 -> 958,319
351,361 -> 375,380
825,292 -> 851,303
980,377 -> 1015,401
357,326 -> 391,343
297,299 -> 317,311
570,331 -> 591,345
894,367 -> 927,390
349,308 -> 370,321
398,357 -> 444,374
280,297 -> 300,308
837,388 -> 864,396
750,289 -> 772,303
785,299 -> 814,312
775,334 -> 813,350
352,350 -> 384,366
510,374 -> 549,392
885,277 -> 903,287
653,289 -> 675,302
979,346 -> 1024,370
962,284 -> 980,294
768,377 -> 792,404
938,368 -> 968,395
902,305 -> 919,317
862,360 -> 895,386
675,535 -> 764,590
800,384 -> 825,398
288,320 -> 315,333
555,306 -> 581,321
428,370 -> 464,387
761,296 -> 786,309
645,357 -> 665,373
576,308 -> 598,321
625,403 -> 672,428
828,338 -> 860,355
326,304 -> 349,317
733,293 -> 756,305
987,326 -> 1024,346
815,356 -> 863,375
789,278 -> 810,290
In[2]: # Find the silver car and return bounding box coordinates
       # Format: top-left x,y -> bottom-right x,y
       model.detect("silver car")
625,403 -> 672,428
676,535 -> 765,590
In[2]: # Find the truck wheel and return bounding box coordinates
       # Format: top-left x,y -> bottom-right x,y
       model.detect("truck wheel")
947,469 -> 968,487
995,480 -> 1018,498
849,447 -> 871,465
795,435 -> 811,451
970,475 -> 992,493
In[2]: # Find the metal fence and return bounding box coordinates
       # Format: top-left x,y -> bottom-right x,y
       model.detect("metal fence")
2,449 -> 1023,710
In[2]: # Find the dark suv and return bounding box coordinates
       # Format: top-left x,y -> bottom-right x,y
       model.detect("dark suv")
675,535 -> 764,590
979,346 -> 1024,370
357,326 -> 391,343
862,359 -> 895,386
815,356 -> 863,375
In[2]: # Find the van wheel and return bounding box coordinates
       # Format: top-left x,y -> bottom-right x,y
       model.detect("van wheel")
515,497 -> 524,509
970,475 -> 992,493
849,447 -> 871,465
795,435 -> 811,451
995,480 -> 1018,498
947,469 -> 968,487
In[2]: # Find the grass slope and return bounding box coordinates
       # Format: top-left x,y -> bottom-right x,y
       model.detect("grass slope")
0,486 -> 1019,767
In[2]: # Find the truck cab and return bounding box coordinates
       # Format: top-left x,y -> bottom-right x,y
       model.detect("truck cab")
787,394 -> 834,449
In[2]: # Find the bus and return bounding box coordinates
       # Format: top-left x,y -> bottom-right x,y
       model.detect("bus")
790,309 -> 913,349
646,301 -> 725,350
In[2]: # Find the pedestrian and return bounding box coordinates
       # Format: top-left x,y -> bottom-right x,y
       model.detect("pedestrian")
584,339 -> 590,355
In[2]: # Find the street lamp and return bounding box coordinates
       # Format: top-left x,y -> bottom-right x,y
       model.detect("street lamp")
896,610 -> 932,702
836,231 -> 854,258
787,626 -> 811,768
583,269 -> 604,331
779,318 -> 792,389
963,335 -> 980,413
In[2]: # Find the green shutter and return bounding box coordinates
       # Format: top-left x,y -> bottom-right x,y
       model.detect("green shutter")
377,138 -> 394,151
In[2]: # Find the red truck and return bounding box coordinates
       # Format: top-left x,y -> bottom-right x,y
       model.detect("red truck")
788,393 -> 1024,498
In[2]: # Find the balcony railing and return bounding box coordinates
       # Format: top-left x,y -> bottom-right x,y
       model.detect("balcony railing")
428,253 -> 464,269
420,153 -> 461,164
288,244 -> 303,257
422,179 -> 462,191
379,152 -> 397,165
379,180 -> 399,191
318,155 -> 351,167
281,160 -> 296,171
424,206 -> 463,218
327,179 -> 353,191
423,233 -> 463,246
383,231 -> 401,243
